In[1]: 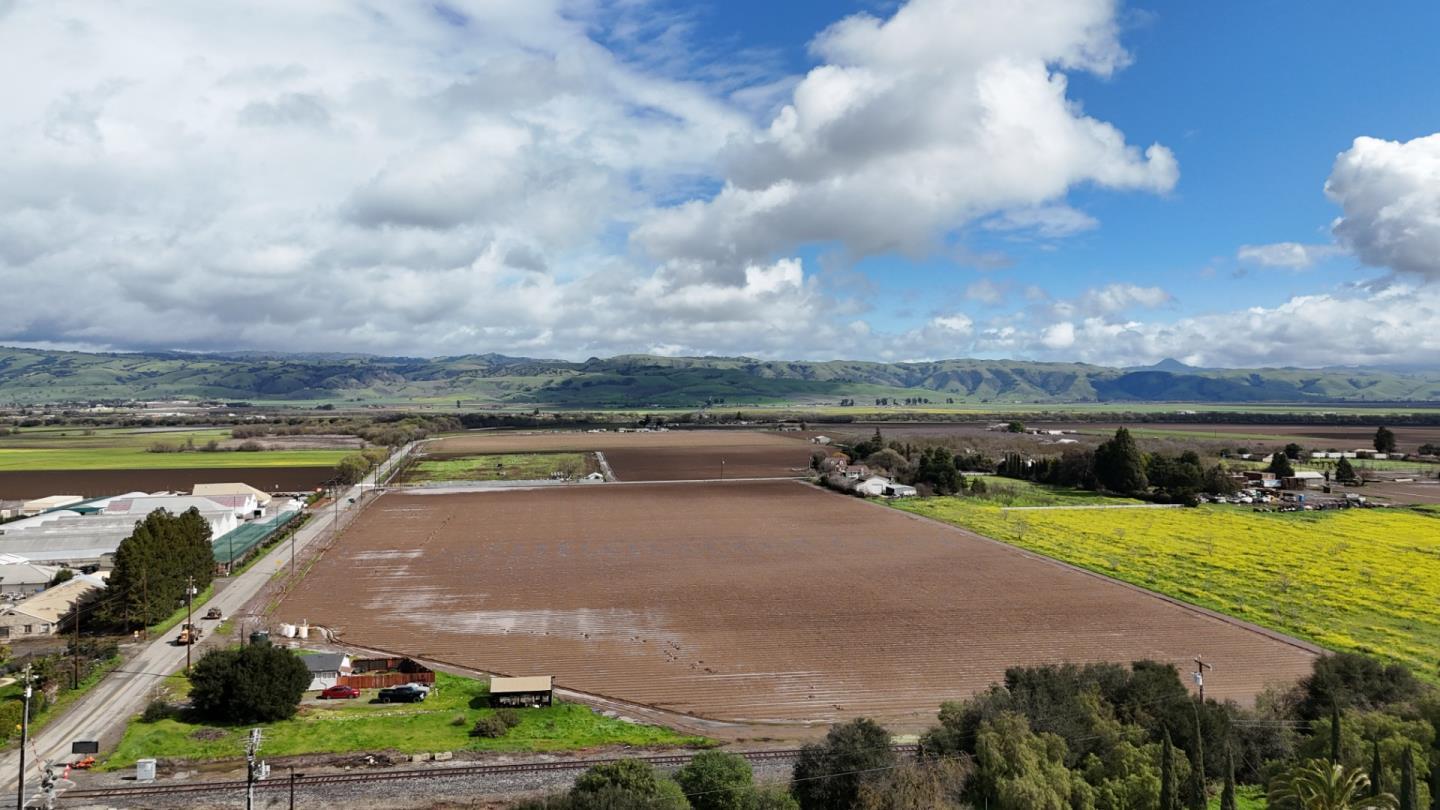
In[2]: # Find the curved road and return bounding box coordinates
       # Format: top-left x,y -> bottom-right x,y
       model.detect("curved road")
0,444 -> 413,806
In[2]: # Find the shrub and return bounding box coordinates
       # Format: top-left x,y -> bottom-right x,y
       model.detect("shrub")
189,645 -> 311,724
236,440 -> 264,452
450,714 -> 467,727
141,699 -> 174,724
496,709 -> 522,729
470,716 -> 511,738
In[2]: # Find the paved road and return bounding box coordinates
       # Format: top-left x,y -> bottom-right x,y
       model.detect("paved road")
0,444 -> 413,806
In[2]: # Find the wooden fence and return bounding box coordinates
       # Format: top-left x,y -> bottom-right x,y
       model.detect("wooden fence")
337,671 -> 436,690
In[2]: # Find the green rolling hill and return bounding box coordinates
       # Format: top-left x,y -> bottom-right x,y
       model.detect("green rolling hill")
1,346 -> 1437,407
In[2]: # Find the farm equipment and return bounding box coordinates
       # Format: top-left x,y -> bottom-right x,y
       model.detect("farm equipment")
175,623 -> 202,645
204,606 -> 223,620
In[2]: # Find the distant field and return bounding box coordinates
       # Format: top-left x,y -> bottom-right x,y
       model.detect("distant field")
429,430 -> 815,481
0,427 -> 348,471
893,495 -> 1440,678
0,448 -> 348,471
404,453 -> 596,483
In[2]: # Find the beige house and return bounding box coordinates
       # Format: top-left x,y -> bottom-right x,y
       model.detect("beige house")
0,577 -> 102,638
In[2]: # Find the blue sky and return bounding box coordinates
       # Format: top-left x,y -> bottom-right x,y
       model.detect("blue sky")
0,0 -> 1436,366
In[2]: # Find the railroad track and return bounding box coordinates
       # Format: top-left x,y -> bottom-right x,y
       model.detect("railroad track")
62,745 -> 921,800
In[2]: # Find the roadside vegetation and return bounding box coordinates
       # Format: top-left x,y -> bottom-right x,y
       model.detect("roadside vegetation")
520,654 -> 1438,810
105,671 -> 706,768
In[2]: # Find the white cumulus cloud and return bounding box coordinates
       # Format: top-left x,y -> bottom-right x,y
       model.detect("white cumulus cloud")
633,0 -> 1176,271
1237,242 -> 1343,269
1327,133 -> 1440,282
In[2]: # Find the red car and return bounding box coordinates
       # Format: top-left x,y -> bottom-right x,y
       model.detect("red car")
318,685 -> 360,700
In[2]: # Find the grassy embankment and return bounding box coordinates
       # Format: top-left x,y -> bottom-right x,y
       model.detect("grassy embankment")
405,453 -> 596,483
0,656 -> 123,747
105,671 -> 706,768
893,486 -> 1440,678
0,427 -> 347,470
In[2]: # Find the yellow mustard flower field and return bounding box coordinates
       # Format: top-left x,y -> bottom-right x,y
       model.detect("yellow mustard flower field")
893,496 -> 1440,678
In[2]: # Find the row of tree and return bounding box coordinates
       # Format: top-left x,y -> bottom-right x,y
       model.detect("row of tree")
514,653 -> 1437,809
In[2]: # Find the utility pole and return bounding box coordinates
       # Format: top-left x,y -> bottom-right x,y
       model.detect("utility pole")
72,595 -> 81,690
246,728 -> 263,810
185,576 -> 196,674
1192,655 -> 1213,703
16,664 -> 31,810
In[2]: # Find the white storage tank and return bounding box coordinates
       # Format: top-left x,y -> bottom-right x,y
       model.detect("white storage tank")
279,623 -> 296,638
136,758 -> 156,782
297,622 -> 309,639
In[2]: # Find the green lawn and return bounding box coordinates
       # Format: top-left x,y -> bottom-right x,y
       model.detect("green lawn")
104,672 -> 706,767
959,478 -> 1143,507
893,491 -> 1440,678
1209,786 -> 1266,809
405,453 -> 596,483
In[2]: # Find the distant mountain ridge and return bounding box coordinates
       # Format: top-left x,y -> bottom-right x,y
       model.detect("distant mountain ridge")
1,345 -> 1438,406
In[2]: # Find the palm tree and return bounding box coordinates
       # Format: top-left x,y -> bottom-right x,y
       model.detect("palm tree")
1269,759 -> 1398,810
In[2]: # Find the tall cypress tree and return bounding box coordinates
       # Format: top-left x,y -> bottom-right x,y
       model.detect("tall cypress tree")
1160,729 -> 1177,810
1399,748 -> 1417,810
1372,740 -> 1385,797
1331,703 -> 1343,765
1219,745 -> 1236,810
1186,710 -> 1207,810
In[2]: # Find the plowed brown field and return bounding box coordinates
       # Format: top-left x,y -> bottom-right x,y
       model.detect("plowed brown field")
277,480 -> 1317,731
428,430 -> 816,481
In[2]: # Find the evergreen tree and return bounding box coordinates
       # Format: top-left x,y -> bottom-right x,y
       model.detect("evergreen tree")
1373,740 -> 1385,797
101,508 -> 214,628
1337,456 -> 1360,484
1160,729 -> 1178,810
1219,745 -> 1237,810
792,718 -> 895,810
1400,747 -> 1417,810
189,644 -> 312,724
1186,712 -> 1207,810
1268,448 -> 1295,478
1094,427 -> 1148,494
1374,426 -> 1398,454
1332,703 -> 1343,764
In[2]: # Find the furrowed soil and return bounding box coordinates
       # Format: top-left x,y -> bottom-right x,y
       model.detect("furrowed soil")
276,480 -> 1317,733
0,466 -> 333,499
428,431 -> 816,481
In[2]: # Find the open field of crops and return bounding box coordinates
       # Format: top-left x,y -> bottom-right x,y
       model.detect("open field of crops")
892,496 -> 1440,677
403,452 -> 597,483
0,427 -> 349,471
